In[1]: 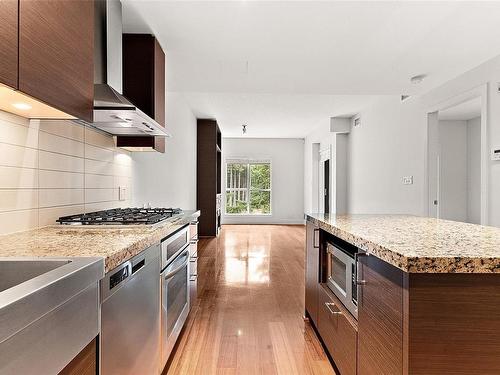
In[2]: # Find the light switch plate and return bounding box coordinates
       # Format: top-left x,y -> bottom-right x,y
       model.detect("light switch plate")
402,176 -> 413,185
119,186 -> 128,201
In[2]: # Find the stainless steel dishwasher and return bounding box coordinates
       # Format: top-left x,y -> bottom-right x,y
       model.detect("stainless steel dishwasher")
100,243 -> 161,375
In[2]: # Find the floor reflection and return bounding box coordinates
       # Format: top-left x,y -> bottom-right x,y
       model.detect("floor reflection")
223,229 -> 271,284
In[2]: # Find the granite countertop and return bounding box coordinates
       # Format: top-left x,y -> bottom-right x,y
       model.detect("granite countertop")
0,210 -> 200,273
306,213 -> 500,274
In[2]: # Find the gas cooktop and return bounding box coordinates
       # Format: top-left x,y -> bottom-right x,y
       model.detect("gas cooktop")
56,208 -> 183,225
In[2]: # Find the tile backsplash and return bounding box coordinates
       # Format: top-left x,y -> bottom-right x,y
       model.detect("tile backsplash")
0,110 -> 134,234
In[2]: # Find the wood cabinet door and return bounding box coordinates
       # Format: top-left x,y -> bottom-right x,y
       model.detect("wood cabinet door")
358,255 -> 404,375
58,338 -> 97,375
18,0 -> 94,121
305,221 -> 320,324
0,0 -> 18,89
317,285 -> 357,375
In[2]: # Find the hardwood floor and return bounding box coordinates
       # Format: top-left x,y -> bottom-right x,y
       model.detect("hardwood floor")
166,225 -> 335,375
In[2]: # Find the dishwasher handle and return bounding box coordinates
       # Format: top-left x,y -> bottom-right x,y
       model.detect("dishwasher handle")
164,249 -> 189,279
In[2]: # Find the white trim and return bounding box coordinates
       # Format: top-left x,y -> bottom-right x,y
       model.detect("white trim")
424,83 -> 489,224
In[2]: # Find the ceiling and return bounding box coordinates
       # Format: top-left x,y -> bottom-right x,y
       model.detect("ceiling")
438,97 -> 482,121
122,1 -> 500,137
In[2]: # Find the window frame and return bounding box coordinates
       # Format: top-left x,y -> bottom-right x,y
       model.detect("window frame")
224,159 -> 272,216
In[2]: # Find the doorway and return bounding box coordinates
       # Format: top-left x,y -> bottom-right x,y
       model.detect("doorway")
324,159 -> 330,214
427,91 -> 487,224
318,146 -> 332,215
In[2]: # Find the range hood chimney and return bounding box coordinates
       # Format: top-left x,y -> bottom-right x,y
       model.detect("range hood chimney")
92,0 -> 170,139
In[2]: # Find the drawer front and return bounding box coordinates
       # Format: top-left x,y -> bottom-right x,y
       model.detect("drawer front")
189,221 -> 198,240
161,225 -> 189,266
318,285 -> 357,375
189,275 -> 198,309
189,239 -> 198,258
189,255 -> 198,277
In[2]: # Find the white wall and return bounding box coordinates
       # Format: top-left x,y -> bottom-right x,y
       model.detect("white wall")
0,111 -> 134,234
304,123 -> 334,214
222,138 -> 304,224
438,120 -> 468,222
303,53 -> 500,227
133,92 -> 197,209
467,116 -> 481,224
422,55 -> 500,226
347,96 -> 426,215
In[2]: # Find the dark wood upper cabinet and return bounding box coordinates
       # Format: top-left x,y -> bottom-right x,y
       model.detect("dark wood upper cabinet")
122,34 -> 166,153
0,0 -> 18,89
357,255 -> 404,375
18,0 -> 94,122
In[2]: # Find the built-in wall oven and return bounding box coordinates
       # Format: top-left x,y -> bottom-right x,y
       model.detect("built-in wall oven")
325,236 -> 362,319
160,225 -> 190,368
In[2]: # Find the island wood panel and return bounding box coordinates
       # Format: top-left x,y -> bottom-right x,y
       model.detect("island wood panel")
58,338 -> 97,375
317,285 -> 357,375
19,0 -> 94,122
305,220 -> 319,324
358,255 -> 404,375
0,0 -> 18,89
408,273 -> 500,375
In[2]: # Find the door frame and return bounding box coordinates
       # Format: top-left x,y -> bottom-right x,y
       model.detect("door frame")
424,84 -> 489,224
319,145 -> 333,214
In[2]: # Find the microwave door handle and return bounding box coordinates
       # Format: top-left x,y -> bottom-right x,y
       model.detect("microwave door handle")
355,251 -> 368,285
313,228 -> 320,248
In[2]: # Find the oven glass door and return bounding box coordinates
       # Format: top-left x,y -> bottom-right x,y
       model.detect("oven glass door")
161,247 -> 190,366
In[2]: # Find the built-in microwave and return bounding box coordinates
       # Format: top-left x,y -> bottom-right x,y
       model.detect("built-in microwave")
325,238 -> 361,319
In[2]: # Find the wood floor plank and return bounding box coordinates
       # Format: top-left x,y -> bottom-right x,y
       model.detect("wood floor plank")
165,225 -> 335,375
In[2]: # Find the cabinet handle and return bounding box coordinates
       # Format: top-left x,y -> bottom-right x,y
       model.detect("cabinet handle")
313,228 -> 320,248
325,302 -> 342,315
356,279 -> 367,285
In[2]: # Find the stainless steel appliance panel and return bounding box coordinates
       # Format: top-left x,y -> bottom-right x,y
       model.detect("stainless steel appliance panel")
161,225 -> 189,267
161,246 -> 190,367
0,283 -> 99,375
101,243 -> 161,375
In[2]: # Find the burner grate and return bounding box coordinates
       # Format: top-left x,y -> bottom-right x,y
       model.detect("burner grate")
57,208 -> 182,225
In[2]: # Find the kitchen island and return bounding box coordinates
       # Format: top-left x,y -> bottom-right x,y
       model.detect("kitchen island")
305,213 -> 500,375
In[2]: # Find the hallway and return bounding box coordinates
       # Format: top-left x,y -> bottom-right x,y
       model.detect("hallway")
166,225 -> 335,375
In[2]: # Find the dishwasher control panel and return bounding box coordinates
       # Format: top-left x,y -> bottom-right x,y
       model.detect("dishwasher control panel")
110,266 -> 129,290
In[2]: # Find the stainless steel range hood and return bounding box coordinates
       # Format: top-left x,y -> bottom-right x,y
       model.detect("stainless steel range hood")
92,0 -> 170,138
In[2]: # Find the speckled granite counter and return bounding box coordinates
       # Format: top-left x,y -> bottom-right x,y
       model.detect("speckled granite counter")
307,213 -> 500,273
0,210 -> 200,273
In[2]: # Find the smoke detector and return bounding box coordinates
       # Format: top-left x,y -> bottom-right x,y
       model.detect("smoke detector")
410,74 -> 426,84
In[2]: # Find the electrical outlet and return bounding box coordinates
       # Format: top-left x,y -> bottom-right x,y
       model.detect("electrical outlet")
402,176 -> 413,185
119,186 -> 128,201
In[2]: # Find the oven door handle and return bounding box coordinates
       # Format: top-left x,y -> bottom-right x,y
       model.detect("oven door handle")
164,250 -> 190,279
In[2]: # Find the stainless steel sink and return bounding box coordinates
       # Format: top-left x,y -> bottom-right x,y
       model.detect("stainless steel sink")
0,259 -> 71,293
0,257 -> 104,374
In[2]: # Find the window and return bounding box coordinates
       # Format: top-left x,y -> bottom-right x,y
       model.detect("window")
225,160 -> 271,215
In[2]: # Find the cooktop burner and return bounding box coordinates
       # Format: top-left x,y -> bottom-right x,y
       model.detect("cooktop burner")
56,208 -> 183,225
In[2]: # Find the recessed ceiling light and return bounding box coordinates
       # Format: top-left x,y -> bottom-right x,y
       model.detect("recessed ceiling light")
12,102 -> 32,110
410,74 -> 426,84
